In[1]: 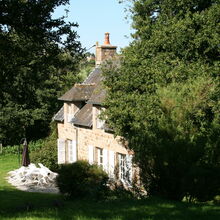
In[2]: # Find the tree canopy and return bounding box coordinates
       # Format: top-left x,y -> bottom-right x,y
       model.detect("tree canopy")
104,0 -> 220,200
0,0 -> 84,145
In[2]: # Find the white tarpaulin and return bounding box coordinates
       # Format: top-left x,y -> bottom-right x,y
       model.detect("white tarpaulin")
7,163 -> 59,193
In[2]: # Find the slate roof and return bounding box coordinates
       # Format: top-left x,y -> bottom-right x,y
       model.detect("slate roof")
54,67 -> 106,127
87,82 -> 106,105
71,104 -> 93,127
58,84 -> 96,102
83,68 -> 102,84
53,106 -> 64,122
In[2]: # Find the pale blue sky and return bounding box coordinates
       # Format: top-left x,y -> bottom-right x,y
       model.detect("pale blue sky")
53,0 -> 133,53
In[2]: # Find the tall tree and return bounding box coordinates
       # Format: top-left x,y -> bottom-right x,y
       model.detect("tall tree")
103,0 -> 220,200
0,0 -> 83,145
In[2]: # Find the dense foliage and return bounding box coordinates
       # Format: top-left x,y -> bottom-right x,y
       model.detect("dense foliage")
30,122 -> 58,171
1,139 -> 43,155
103,0 -> 220,201
78,52 -> 95,81
0,0 -> 84,145
56,160 -> 109,199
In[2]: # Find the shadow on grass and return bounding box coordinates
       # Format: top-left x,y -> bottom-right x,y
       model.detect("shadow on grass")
0,187 -> 60,213
0,188 -> 220,220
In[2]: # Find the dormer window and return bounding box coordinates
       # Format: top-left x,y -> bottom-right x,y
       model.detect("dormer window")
96,107 -> 105,129
67,103 -> 74,123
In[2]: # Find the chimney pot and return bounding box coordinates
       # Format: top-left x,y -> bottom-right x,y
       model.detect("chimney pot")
104,32 -> 110,45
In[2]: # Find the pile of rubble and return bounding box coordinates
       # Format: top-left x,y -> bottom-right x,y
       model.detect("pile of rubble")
7,163 -> 59,194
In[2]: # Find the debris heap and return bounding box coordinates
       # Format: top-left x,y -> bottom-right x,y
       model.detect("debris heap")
7,163 -> 59,193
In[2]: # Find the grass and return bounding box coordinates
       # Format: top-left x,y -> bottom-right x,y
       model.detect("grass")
0,154 -> 220,220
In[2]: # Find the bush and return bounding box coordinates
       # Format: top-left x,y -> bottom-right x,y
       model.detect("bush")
107,180 -> 134,200
1,139 -> 43,155
30,139 -> 58,171
30,122 -> 58,171
184,166 -> 220,202
56,160 -> 109,199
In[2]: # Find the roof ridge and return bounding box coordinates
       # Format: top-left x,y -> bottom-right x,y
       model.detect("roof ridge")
82,67 -> 99,84
74,83 -> 95,87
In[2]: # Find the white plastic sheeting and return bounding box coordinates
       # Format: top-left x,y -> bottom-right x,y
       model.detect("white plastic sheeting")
7,163 -> 59,193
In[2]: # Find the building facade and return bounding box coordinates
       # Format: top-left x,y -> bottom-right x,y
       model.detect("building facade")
54,33 -> 133,184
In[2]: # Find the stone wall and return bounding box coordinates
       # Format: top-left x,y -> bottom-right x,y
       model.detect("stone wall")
95,45 -> 117,67
57,122 -> 129,161
57,103 -> 139,184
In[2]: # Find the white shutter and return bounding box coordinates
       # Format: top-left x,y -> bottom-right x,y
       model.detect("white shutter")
71,140 -> 77,163
103,149 -> 108,172
125,154 -> 133,184
88,145 -> 94,164
68,140 -> 72,163
109,150 -> 115,178
57,139 -> 65,164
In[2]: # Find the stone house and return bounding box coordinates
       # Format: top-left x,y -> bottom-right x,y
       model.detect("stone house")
54,33 -> 133,184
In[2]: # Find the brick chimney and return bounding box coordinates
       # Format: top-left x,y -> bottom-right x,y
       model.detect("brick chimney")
95,33 -> 117,67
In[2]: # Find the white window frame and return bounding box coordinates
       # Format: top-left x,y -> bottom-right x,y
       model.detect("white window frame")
96,107 -> 105,129
125,154 -> 133,184
58,139 -> 77,164
97,148 -> 103,167
118,153 -> 132,184
67,139 -> 77,163
118,153 -> 126,180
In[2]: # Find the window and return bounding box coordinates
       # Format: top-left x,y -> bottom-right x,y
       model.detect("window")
118,153 -> 132,184
118,153 -> 126,180
97,148 -> 103,167
96,107 -> 105,129
67,103 -> 74,123
57,139 -> 76,164
96,147 -> 108,172
67,139 -> 77,163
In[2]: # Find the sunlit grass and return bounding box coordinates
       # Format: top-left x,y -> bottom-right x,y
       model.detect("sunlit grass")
0,154 -> 220,220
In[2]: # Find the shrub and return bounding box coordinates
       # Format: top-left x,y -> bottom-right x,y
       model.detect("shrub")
184,166 -> 220,202
30,139 -> 58,171
56,160 -> 109,199
30,122 -> 58,171
107,180 -> 134,200
2,139 -> 43,155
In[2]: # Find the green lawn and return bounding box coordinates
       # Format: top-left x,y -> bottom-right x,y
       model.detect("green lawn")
0,154 -> 220,220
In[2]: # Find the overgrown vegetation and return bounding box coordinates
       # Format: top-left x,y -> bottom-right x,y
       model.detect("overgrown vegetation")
103,0 -> 220,201
30,122 -> 58,171
56,160 -> 109,199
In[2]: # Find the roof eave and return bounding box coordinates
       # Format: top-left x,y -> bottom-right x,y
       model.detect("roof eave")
58,98 -> 89,102
73,122 -> 93,128
87,101 -> 103,105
